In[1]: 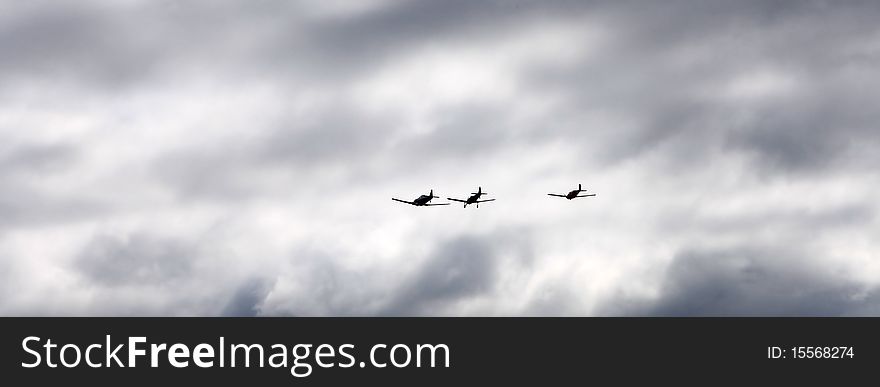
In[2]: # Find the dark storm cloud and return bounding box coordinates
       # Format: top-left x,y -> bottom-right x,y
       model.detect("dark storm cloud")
607,246 -> 880,316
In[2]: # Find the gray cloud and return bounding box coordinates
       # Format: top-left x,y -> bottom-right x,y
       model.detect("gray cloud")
74,232 -> 195,286
724,93 -> 880,174
607,246 -> 880,316
0,2 -> 168,88
221,277 -> 275,317
0,142 -> 107,231
382,236 -> 499,315
0,1 -> 552,87
251,229 -> 536,317
1,0 -> 879,316
0,142 -> 77,175
518,1 -> 880,174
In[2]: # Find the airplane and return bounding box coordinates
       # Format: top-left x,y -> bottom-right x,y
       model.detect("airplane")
392,189 -> 450,206
447,186 -> 496,208
548,184 -> 596,200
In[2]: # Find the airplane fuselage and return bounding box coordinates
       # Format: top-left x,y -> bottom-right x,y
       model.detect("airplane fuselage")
413,195 -> 433,205
566,190 -> 580,199
465,193 -> 481,204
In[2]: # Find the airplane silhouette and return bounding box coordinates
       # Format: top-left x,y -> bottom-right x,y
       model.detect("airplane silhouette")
548,184 -> 596,200
447,186 -> 496,208
392,189 -> 450,206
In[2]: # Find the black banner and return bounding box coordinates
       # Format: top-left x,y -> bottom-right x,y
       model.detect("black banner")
1,318 -> 876,384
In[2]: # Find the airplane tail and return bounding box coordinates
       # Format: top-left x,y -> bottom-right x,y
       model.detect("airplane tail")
430,189 -> 439,198
472,186 -> 485,196
578,183 -> 582,191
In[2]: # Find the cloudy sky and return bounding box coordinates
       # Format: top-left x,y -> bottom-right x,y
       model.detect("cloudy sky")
1,0 -> 878,316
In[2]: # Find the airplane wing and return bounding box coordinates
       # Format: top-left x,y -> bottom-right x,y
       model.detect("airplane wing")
576,194 -> 597,197
476,199 -> 496,203
424,203 -> 450,206
447,198 -> 468,203
391,198 -> 415,205
547,194 -> 567,198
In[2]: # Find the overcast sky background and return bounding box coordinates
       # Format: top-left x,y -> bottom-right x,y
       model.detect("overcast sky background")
1,0 -> 878,316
